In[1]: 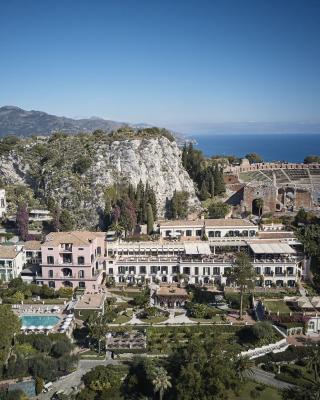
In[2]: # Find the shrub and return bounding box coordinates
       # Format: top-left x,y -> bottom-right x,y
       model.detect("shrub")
72,156 -> 92,174
35,376 -> 44,395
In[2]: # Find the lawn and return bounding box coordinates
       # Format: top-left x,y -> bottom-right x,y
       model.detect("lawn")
140,315 -> 168,324
263,300 -> 292,314
113,311 -> 133,324
189,315 -> 224,323
229,381 -> 282,400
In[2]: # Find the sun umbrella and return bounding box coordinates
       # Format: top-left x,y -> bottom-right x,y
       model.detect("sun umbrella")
46,325 -> 53,330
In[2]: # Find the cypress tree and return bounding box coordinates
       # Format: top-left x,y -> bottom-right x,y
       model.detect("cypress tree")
147,203 -> 154,235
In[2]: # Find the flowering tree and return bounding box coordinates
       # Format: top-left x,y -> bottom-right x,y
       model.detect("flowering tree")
16,203 -> 29,241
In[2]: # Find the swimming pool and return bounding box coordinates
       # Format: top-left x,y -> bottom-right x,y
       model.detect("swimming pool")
20,315 -> 60,327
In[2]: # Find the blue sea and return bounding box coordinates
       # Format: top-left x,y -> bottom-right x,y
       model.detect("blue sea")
192,133 -> 320,163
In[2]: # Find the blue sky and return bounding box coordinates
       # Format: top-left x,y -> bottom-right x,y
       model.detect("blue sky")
0,0 -> 320,134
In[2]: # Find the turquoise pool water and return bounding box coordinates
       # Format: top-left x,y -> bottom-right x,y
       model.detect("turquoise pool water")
21,315 -> 60,327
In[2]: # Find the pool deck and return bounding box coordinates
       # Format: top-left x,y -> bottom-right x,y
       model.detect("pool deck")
12,303 -> 73,334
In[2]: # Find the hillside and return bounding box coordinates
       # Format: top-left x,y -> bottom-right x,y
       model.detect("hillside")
0,129 -> 199,228
0,106 -> 190,145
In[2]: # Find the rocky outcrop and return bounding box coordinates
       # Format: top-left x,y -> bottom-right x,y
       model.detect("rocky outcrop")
0,135 -> 199,228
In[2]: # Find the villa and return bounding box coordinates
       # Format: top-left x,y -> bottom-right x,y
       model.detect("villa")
37,231 -> 106,291
0,244 -> 26,282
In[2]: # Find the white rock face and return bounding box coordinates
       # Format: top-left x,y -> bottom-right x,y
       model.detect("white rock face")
0,137 -> 200,227
92,137 -> 199,213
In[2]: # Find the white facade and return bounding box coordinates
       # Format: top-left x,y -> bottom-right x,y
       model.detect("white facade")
0,245 -> 26,282
159,219 -> 259,239
106,237 -> 304,288
0,189 -> 7,218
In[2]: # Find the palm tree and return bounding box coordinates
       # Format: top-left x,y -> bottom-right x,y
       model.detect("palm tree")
235,355 -> 255,382
307,347 -> 320,382
152,367 -> 172,400
228,252 -> 256,319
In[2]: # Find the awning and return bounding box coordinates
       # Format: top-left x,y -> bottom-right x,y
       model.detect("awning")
184,243 -> 211,255
249,243 -> 296,254
185,243 -> 199,255
197,243 -> 211,255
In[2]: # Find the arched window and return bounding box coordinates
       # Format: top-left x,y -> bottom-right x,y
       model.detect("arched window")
78,256 -> 85,265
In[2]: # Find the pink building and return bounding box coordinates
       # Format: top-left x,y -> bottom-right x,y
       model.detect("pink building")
39,231 -> 106,291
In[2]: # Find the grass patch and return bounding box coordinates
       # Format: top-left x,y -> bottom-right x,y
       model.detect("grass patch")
263,300 -> 292,314
114,313 -> 133,324
228,381 -> 281,400
140,316 -> 168,324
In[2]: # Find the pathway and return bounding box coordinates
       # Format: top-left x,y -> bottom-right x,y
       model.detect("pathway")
37,359 -> 118,399
159,310 -> 196,325
249,367 -> 295,389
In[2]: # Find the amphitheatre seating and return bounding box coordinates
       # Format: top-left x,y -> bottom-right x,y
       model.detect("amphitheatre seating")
274,169 -> 291,184
239,170 -> 270,183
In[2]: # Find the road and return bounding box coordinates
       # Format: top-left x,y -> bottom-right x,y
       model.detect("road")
37,359 -> 118,399
250,367 -> 295,389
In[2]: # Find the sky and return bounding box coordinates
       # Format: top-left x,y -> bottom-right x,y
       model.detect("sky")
0,0 -> 320,134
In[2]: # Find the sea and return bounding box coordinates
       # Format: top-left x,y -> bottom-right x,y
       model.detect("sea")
192,133 -> 320,163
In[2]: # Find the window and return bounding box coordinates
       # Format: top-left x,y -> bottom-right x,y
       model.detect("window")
255,267 -> 261,274
208,231 -> 214,237
203,267 -> 210,275
48,270 -> 53,278
108,268 -> 114,274
139,266 -> 146,274
215,231 -> 221,237
78,270 -> 84,278
196,230 -> 202,237
183,267 -> 190,275
97,246 -> 101,255
48,281 -> 55,288
26,251 -> 32,258
186,230 -> 192,237
79,248 -> 84,250
47,256 -> 54,265
79,282 -> 86,288
213,267 -> 220,275
165,230 -> 171,237
151,266 -> 158,274
91,255 -> 94,262
172,266 -> 180,274
48,248 -> 53,250
118,266 -> 126,274
194,267 -> 199,275
78,256 -> 85,265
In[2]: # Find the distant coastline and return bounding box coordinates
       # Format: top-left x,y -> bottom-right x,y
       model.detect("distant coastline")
191,133 -> 320,163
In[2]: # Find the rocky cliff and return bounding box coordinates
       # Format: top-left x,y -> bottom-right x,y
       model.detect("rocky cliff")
0,131 -> 199,228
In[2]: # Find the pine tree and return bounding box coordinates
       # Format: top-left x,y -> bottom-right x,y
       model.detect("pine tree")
147,203 -> 154,235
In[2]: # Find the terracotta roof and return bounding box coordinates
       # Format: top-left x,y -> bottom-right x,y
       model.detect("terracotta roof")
24,240 -> 42,250
160,219 -> 255,228
258,232 -> 295,239
43,231 -> 105,247
0,245 -> 19,259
